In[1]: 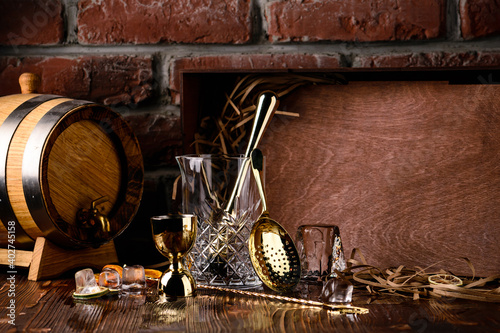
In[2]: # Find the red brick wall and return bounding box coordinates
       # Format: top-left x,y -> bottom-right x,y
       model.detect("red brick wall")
1,1 -> 499,167
0,0 -> 499,261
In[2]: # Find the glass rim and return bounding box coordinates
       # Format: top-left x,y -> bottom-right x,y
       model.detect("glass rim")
175,154 -> 249,161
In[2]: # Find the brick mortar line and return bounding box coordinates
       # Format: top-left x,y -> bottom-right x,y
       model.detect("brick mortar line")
62,0 -> 79,44
446,0 -> 462,41
1,39 -> 500,58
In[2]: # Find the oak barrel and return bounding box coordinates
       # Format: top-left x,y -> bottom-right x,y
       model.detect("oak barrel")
0,93 -> 143,249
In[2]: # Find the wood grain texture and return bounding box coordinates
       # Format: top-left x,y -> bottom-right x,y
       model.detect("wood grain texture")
28,237 -> 118,281
259,81 -> 500,277
40,104 -> 144,248
0,274 -> 498,332
47,119 -> 121,226
0,248 -> 32,267
0,94 -> 144,249
0,93 -> 37,124
6,97 -> 72,238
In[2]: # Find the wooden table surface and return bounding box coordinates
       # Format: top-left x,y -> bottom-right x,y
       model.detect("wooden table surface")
1,273 -> 499,332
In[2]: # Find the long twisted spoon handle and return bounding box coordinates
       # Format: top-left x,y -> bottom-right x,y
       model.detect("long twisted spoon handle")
198,284 -> 369,315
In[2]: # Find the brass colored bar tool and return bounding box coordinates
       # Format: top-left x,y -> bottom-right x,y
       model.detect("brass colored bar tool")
248,148 -> 301,292
151,214 -> 197,298
208,92 -> 278,281
225,91 -> 279,216
199,284 -> 369,315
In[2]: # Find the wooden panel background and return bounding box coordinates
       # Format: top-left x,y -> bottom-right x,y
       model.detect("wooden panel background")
259,81 -> 500,277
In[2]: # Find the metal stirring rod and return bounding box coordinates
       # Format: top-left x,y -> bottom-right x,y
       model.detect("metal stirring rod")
198,284 -> 369,315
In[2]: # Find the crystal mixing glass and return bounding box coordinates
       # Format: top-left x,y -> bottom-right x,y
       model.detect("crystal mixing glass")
176,155 -> 262,287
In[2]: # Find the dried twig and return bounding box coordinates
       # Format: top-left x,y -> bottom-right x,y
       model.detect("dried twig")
345,248 -> 500,302
193,73 -> 345,155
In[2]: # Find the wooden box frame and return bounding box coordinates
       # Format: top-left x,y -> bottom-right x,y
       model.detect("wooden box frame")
179,68 -> 500,277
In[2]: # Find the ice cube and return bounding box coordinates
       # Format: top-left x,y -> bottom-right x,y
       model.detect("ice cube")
75,268 -> 101,294
121,265 -> 146,294
296,225 -> 347,281
320,278 -> 353,303
99,268 -> 121,289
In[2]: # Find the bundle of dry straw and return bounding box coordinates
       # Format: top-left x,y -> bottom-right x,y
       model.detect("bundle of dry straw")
344,249 -> 500,303
191,73 -> 345,155
172,73 -> 344,201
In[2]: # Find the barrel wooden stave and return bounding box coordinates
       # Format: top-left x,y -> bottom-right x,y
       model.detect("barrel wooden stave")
8,97 -> 73,239
0,94 -> 143,249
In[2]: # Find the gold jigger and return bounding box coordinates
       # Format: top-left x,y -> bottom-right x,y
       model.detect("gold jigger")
150,214 -> 197,298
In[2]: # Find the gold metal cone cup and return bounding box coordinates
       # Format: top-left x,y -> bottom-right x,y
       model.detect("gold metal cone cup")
151,214 -> 197,297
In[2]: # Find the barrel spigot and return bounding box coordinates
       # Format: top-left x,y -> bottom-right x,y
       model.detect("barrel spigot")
76,196 -> 111,240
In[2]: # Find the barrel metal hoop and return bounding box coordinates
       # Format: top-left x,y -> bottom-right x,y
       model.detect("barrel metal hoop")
22,99 -> 95,248
0,94 -> 63,247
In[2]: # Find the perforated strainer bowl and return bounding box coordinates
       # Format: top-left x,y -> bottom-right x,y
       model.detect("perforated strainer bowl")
248,148 -> 301,292
249,217 -> 301,292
